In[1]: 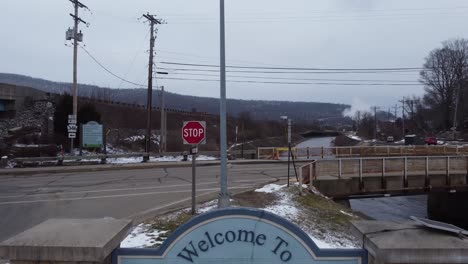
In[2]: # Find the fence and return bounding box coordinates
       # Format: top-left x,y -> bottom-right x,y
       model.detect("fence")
259,145 -> 468,160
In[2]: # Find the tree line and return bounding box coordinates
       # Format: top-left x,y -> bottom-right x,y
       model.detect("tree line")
354,38 -> 468,140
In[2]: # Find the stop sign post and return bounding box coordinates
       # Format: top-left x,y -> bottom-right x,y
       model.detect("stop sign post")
182,121 -> 206,215
182,121 -> 206,145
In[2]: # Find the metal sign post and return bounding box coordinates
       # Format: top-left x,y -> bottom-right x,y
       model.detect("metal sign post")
182,121 -> 206,215
287,119 -> 292,187
191,145 -> 198,215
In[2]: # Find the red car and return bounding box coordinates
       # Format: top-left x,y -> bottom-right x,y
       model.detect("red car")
425,137 -> 437,145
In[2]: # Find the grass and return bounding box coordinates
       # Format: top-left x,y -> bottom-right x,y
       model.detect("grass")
148,211 -> 193,244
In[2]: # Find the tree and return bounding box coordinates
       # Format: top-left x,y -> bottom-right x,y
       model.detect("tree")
420,38 -> 468,131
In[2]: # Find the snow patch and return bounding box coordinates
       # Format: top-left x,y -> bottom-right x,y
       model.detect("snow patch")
340,210 -> 355,217
255,183 -> 287,193
121,224 -> 167,248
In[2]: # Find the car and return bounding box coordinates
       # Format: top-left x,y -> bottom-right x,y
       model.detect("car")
425,137 -> 437,145
386,136 -> 394,143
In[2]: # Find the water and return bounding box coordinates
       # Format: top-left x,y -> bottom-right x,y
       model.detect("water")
350,195 -> 427,221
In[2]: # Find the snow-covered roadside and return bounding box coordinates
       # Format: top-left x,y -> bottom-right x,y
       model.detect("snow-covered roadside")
120,224 -> 167,248
121,183 -> 358,249
255,183 -> 357,249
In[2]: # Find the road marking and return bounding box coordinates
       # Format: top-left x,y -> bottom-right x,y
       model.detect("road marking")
0,186 -> 256,206
0,181 -> 222,199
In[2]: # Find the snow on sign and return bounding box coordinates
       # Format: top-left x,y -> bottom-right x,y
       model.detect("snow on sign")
182,121 -> 206,145
114,208 -> 367,264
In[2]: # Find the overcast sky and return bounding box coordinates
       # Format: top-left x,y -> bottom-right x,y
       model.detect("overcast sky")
1,0 -> 467,112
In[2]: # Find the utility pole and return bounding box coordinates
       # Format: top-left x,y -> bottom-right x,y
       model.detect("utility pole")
373,106 -> 379,140
142,13 -> 164,159
218,0 -> 230,208
160,85 -> 166,152
399,98 -> 406,137
67,0 -> 88,153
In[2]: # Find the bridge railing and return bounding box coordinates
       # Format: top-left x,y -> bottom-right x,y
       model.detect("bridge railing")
300,155 -> 468,183
259,145 -> 468,160
301,155 -> 468,197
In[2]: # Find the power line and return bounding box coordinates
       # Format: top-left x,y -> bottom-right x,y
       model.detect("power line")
79,45 -> 146,87
160,61 -> 423,71
157,72 -> 420,83
157,67 -> 421,74
157,77 -> 422,86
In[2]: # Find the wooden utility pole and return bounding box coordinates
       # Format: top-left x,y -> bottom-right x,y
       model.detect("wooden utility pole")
160,85 -> 166,152
68,0 -> 88,153
142,13 -> 164,158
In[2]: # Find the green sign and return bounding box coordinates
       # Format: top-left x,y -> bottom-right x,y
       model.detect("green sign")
82,121 -> 103,148
113,208 -> 367,264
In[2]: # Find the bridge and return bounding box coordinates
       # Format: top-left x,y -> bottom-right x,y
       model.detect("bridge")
300,155 -> 468,199
299,154 -> 468,228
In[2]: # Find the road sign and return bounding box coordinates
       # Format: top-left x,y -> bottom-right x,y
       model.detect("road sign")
68,115 -> 77,125
68,132 -> 76,139
182,121 -> 206,145
67,124 -> 78,132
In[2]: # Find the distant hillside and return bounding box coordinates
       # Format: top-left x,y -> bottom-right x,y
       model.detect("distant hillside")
0,73 -> 350,122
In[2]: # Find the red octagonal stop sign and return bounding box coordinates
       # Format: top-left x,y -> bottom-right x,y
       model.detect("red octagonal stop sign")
182,121 -> 206,145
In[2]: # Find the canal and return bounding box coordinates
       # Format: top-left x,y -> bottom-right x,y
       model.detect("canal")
296,137 -> 428,221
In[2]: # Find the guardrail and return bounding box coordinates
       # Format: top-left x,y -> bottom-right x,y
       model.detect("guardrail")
259,145 -> 468,160
3,150 -> 257,167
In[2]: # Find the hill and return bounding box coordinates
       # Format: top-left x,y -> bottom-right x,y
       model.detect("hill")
0,73 -> 350,123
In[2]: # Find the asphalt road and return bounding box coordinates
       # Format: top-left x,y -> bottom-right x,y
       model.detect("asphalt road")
0,163 -> 289,242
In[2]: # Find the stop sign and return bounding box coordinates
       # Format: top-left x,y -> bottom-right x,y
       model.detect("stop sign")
182,121 -> 206,145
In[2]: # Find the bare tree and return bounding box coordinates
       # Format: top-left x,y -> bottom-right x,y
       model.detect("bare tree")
420,38 -> 468,131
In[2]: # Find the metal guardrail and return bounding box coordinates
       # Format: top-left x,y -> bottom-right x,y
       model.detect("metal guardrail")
4,150 -> 257,167
259,145 -> 468,160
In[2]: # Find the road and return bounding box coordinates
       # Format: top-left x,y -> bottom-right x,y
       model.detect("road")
0,163 -> 289,242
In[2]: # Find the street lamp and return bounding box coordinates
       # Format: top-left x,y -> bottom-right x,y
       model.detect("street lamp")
218,0 -> 230,208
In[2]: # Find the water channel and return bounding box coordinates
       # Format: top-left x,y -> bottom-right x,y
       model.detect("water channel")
297,137 -> 428,221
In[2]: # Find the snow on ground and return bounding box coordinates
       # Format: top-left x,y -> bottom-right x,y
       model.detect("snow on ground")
120,224 -> 167,248
122,183 -> 357,249
255,184 -> 333,248
254,183 -> 285,193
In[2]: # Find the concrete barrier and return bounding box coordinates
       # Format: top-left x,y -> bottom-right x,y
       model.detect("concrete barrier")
352,220 -> 468,264
0,218 -> 132,264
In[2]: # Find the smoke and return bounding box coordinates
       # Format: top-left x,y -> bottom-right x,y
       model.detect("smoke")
342,98 -> 371,118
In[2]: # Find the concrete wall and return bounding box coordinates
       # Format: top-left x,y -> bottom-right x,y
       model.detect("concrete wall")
0,83 -> 48,112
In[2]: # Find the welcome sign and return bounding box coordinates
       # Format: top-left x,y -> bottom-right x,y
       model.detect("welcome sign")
113,208 -> 367,264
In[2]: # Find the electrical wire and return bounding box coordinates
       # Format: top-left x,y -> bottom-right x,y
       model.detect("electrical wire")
157,77 -> 422,86
80,45 -> 146,87
159,72 -> 420,83
160,61 -> 424,72
157,67 -> 421,74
